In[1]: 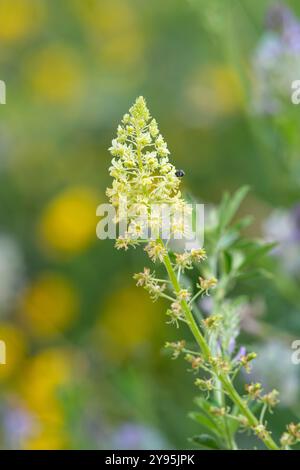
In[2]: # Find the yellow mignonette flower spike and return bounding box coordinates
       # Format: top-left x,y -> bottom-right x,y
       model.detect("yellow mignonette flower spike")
106,96 -> 188,247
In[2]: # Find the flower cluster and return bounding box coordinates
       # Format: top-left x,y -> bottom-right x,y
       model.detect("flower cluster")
144,241 -> 167,262
133,268 -> 166,301
165,340 -> 186,359
245,382 -> 262,400
260,390 -> 280,409
166,301 -> 185,328
185,354 -> 203,372
174,248 -> 207,271
238,352 -> 257,373
197,276 -> 217,294
107,96 -> 188,245
280,423 -> 300,448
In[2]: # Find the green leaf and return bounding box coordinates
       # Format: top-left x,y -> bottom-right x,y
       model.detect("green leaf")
235,268 -> 274,281
231,250 -> 245,271
226,404 -> 240,435
194,396 -> 216,413
215,218 -> 253,253
189,411 -> 222,437
216,230 -> 240,251
239,241 -> 276,269
222,251 -> 232,275
231,215 -> 253,232
189,434 -> 222,450
218,186 -> 250,233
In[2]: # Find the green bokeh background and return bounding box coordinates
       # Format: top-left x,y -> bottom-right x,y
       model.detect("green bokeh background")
0,0 -> 300,449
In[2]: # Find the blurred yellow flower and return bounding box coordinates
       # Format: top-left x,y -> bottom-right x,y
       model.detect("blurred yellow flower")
20,273 -> 78,337
97,286 -> 161,362
20,348 -> 72,422
73,0 -> 144,68
25,44 -> 84,104
38,186 -> 99,255
0,0 -> 44,43
24,428 -> 68,450
185,65 -> 244,122
0,323 -> 26,381
20,348 -> 74,449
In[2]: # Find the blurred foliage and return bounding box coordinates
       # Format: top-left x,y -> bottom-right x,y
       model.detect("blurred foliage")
0,0 -> 300,449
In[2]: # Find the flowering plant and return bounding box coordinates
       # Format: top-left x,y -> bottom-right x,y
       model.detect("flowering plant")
106,97 -> 300,450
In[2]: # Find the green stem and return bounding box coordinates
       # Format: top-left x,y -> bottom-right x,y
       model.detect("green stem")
161,243 -> 210,360
135,128 -> 143,170
160,242 -> 279,451
260,403 -> 268,425
189,289 -> 204,307
215,376 -> 236,450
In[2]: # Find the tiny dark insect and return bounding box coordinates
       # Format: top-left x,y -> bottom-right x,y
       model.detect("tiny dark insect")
175,169 -> 185,178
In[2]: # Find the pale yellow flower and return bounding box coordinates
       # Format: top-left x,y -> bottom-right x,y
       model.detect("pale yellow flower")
198,276 -> 218,292
108,97 -> 189,245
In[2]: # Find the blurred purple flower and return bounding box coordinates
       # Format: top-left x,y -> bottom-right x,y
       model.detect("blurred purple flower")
2,405 -> 35,449
291,205 -> 300,241
263,206 -> 300,273
284,22 -> 300,53
234,346 -> 247,363
253,4 -> 300,114
249,340 -> 299,407
266,4 -> 295,32
266,4 -> 300,51
198,296 -> 213,315
239,299 -> 265,336
111,423 -> 168,450
228,337 -> 236,355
